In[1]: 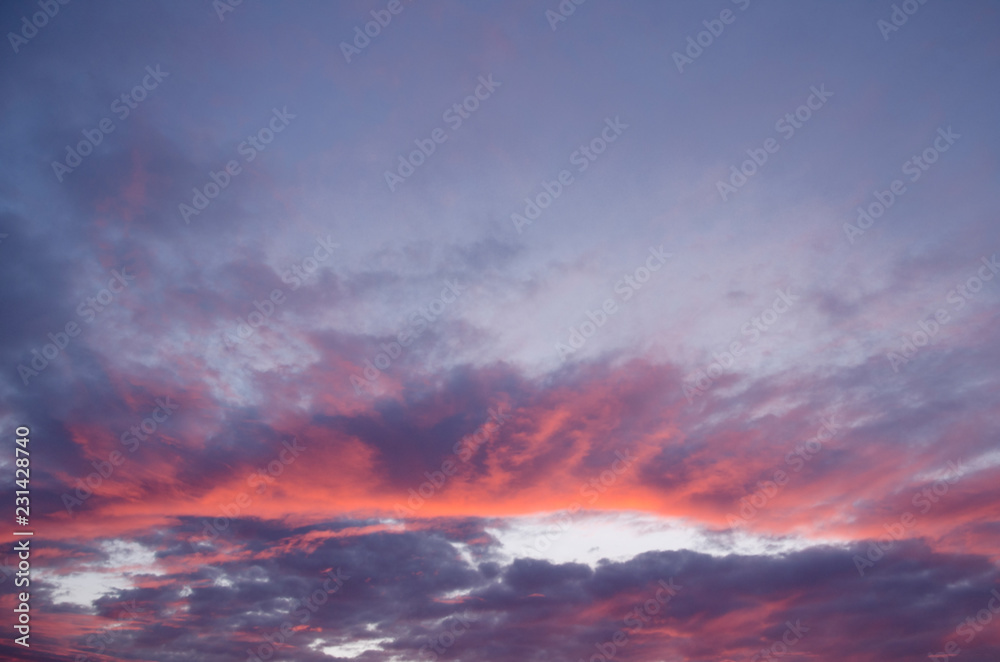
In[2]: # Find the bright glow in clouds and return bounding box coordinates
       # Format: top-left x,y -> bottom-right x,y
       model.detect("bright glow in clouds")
317,638 -> 395,659
487,511 -> 844,567
42,540 -> 163,609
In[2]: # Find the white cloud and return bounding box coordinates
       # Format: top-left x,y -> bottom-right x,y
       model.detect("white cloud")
40,539 -> 163,609
486,510 -> 842,567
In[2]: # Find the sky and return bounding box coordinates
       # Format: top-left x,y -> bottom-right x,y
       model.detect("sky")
1,0 -> 999,660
